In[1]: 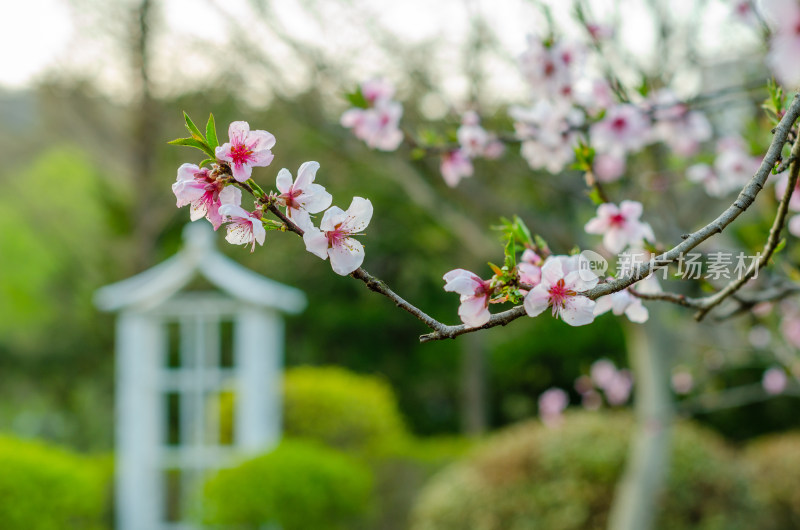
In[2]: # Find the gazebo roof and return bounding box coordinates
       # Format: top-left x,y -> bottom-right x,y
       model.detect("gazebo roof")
94,222 -> 307,314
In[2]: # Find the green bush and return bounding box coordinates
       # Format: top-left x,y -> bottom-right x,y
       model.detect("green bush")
203,439 -> 373,529
0,435 -> 111,530
283,366 -> 408,453
745,431 -> 800,529
411,411 -> 760,530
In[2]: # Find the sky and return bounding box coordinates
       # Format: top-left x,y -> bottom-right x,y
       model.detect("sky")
2,0 -> 761,104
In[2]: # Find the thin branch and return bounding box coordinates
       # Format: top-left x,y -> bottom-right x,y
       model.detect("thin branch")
693,127 -> 800,320
712,283 -> 800,319
584,93 -> 800,301
217,92 -> 800,343
629,288 -> 702,309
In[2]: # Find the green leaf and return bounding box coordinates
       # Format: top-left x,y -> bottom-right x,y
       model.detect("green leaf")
183,111 -> 205,142
167,137 -> 215,158
206,113 -> 219,150
504,236 -> 516,270
534,234 -> 550,253
588,187 -> 604,205
774,238 -> 787,255
346,88 -> 368,109
410,148 -> 426,160
199,158 -> 216,168
513,216 -> 533,246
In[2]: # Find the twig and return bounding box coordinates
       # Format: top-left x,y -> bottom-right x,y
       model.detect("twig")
693,127 -> 800,320
219,93 -> 800,342
584,93 -> 800,301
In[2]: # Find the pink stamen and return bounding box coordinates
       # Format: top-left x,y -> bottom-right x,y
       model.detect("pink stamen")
609,213 -> 626,227
230,143 -> 254,166
548,278 -> 576,315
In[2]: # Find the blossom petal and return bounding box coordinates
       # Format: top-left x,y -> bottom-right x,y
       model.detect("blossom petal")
219,186 -> 242,206
459,296 -> 491,328
328,237 -> 364,275
290,209 -> 314,232
625,300 -> 649,323
230,161 -> 253,182
276,168 -> 293,194
320,206 -> 347,232
443,269 -> 481,296
301,184 -> 333,214
303,228 -> 329,259
225,221 -> 253,246
295,161 -> 320,190
524,285 -> 551,317
594,295 -> 613,316
560,296 -> 596,326
247,130 -> 276,151
619,200 -> 643,220
539,258 -> 565,288
228,121 -> 250,144
252,220 -> 267,247
342,197 -> 373,233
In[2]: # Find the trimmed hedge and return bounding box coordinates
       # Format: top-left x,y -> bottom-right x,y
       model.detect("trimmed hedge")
203,439 -> 373,529
745,431 -> 800,529
0,435 -> 110,530
411,411 -> 761,530
283,366 -> 408,453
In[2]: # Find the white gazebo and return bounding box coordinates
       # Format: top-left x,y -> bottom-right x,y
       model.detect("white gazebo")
95,223 -> 306,530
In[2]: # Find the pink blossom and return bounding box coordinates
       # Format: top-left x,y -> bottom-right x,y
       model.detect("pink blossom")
573,78 -> 615,116
762,366 -> 788,395
584,201 -> 655,254
650,90 -> 712,157
457,111 -> 489,157
774,172 -> 800,212
594,289 -> 649,323
510,101 -> 582,174
341,92 -> 403,152
442,269 -> 492,328
594,152 -> 626,183
732,0 -> 758,25
590,104 -> 651,156
520,37 -> 585,102
275,161 -> 332,232
671,371 -> 694,395
763,0 -> 800,87
687,163 -> 726,197
789,214 -> 800,237
586,23 -> 614,41
172,163 -> 242,230
524,256 -> 598,326
591,359 -> 617,389
605,370 -> 633,405
303,197 -> 373,276
440,149 -> 474,187
713,136 -> 760,192
218,205 -> 266,252
215,121 -> 276,182
780,306 -> 800,348
360,78 -> 395,104
518,249 -> 543,287
538,387 -> 569,427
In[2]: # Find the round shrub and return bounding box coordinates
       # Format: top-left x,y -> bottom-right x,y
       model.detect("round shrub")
411,411 -> 760,530
745,431 -> 800,529
203,439 -> 373,530
0,435 -> 110,530
283,366 -> 408,453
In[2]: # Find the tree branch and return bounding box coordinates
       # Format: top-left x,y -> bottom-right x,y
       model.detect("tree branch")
693,126 -> 800,320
